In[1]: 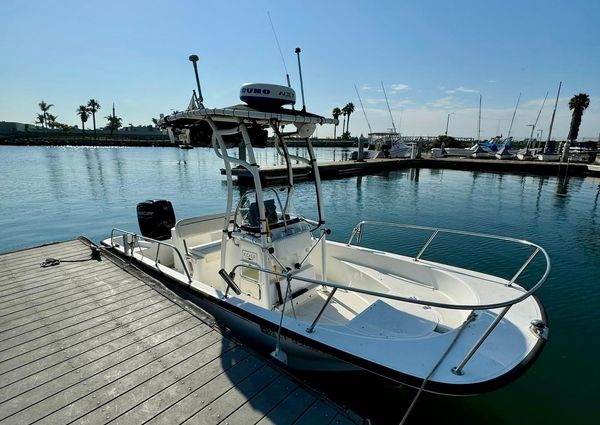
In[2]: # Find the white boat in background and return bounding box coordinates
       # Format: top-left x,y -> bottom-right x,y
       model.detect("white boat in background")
537,152 -> 560,162
104,55 -> 550,396
496,145 -> 514,160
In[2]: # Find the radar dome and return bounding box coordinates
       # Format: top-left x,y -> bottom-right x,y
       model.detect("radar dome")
240,83 -> 296,108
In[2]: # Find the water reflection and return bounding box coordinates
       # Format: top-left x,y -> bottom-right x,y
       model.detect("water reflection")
110,148 -> 127,196
83,147 -> 108,201
43,147 -> 66,199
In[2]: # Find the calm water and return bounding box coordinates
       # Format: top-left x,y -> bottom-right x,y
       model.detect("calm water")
1,145 -> 599,424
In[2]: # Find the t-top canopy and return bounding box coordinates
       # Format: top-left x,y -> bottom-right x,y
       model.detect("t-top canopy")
159,104 -> 338,127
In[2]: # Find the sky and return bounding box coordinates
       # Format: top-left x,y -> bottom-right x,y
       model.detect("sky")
1,0 -> 599,140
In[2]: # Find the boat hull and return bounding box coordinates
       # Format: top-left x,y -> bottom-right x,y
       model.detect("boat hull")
102,241 -> 548,396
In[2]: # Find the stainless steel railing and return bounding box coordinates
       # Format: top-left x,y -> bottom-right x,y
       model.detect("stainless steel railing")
224,221 -> 549,374
347,220 -> 551,292
109,228 -> 193,284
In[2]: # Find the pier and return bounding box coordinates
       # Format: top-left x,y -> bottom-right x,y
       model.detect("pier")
224,157 -> 599,185
0,239 -> 362,425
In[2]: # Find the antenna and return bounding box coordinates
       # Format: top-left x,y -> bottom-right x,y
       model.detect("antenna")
354,84 -> 373,134
267,12 -> 291,88
381,82 -> 397,133
507,92 -> 521,138
188,55 -> 204,107
295,48 -> 306,112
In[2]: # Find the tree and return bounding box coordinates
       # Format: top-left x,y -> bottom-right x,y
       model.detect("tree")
331,107 -> 341,139
76,105 -> 89,138
37,100 -> 54,128
151,117 -> 159,127
343,102 -> 355,134
105,114 -> 123,136
567,93 -> 590,142
433,135 -> 461,149
35,114 -> 45,127
46,113 -> 58,129
87,99 -> 101,139
341,108 -> 347,138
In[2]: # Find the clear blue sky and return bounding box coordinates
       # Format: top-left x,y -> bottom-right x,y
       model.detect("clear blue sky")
1,0 -> 599,139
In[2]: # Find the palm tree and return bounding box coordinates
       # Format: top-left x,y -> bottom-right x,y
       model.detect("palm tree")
46,113 -> 58,129
105,114 -> 123,137
567,93 -> 590,142
344,102 -> 355,134
35,114 -> 45,127
87,99 -> 101,139
38,100 -> 54,128
341,106 -> 348,138
76,105 -> 89,138
332,107 -> 341,139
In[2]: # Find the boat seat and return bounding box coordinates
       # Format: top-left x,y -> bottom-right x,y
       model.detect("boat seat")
248,200 -> 278,227
187,240 -> 221,261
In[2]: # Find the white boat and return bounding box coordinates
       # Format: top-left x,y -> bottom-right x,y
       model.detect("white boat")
537,152 -> 560,162
104,63 -> 549,396
495,145 -> 514,160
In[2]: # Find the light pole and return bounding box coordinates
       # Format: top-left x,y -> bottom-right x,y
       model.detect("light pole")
445,112 -> 454,136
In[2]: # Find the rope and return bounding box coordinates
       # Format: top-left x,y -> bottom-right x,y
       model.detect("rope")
40,246 -> 102,268
399,311 -> 476,425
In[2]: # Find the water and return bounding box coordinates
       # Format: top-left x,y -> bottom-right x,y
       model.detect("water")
1,145 -> 599,424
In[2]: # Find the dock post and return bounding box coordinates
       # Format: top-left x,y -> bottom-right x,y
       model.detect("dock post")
357,136 -> 364,161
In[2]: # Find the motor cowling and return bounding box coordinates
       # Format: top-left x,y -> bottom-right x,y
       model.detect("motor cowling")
136,200 -> 176,241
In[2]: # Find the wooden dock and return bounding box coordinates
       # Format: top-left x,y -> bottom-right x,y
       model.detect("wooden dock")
225,157 -> 599,186
0,239 -> 362,425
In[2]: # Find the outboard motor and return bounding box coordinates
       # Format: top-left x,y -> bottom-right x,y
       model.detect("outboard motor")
136,200 -> 176,241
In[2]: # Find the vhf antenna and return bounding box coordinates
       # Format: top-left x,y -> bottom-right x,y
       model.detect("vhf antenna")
267,12 -> 291,89
188,55 -> 204,108
295,48 -> 306,112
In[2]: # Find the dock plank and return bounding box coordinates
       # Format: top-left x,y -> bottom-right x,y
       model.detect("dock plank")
0,240 -> 363,425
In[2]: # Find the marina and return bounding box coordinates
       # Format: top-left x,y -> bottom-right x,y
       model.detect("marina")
226,156 -> 600,185
2,0 -> 600,422
0,238 -> 362,425
1,144 -> 599,424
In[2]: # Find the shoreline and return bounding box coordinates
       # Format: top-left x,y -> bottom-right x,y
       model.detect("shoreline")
0,136 -> 358,148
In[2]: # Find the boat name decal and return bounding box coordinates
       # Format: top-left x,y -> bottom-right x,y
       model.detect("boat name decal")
242,249 -> 258,263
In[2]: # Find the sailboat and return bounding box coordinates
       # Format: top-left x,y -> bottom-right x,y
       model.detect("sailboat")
104,54 -> 550,396
517,92 -> 548,160
352,82 -> 412,159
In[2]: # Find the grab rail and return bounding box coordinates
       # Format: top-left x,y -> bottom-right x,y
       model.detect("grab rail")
109,228 -> 193,284
347,221 -> 551,293
224,219 -> 550,374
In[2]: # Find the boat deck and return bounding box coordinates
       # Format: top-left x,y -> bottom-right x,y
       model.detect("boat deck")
0,239 -> 362,425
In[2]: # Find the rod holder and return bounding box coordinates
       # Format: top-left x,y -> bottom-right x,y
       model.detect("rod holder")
218,269 -> 242,295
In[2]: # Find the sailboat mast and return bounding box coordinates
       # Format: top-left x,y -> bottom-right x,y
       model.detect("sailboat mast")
477,94 -> 482,141
546,81 -> 562,146
381,81 -> 397,133
507,92 -> 521,138
354,84 -> 373,134
530,91 -> 549,150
